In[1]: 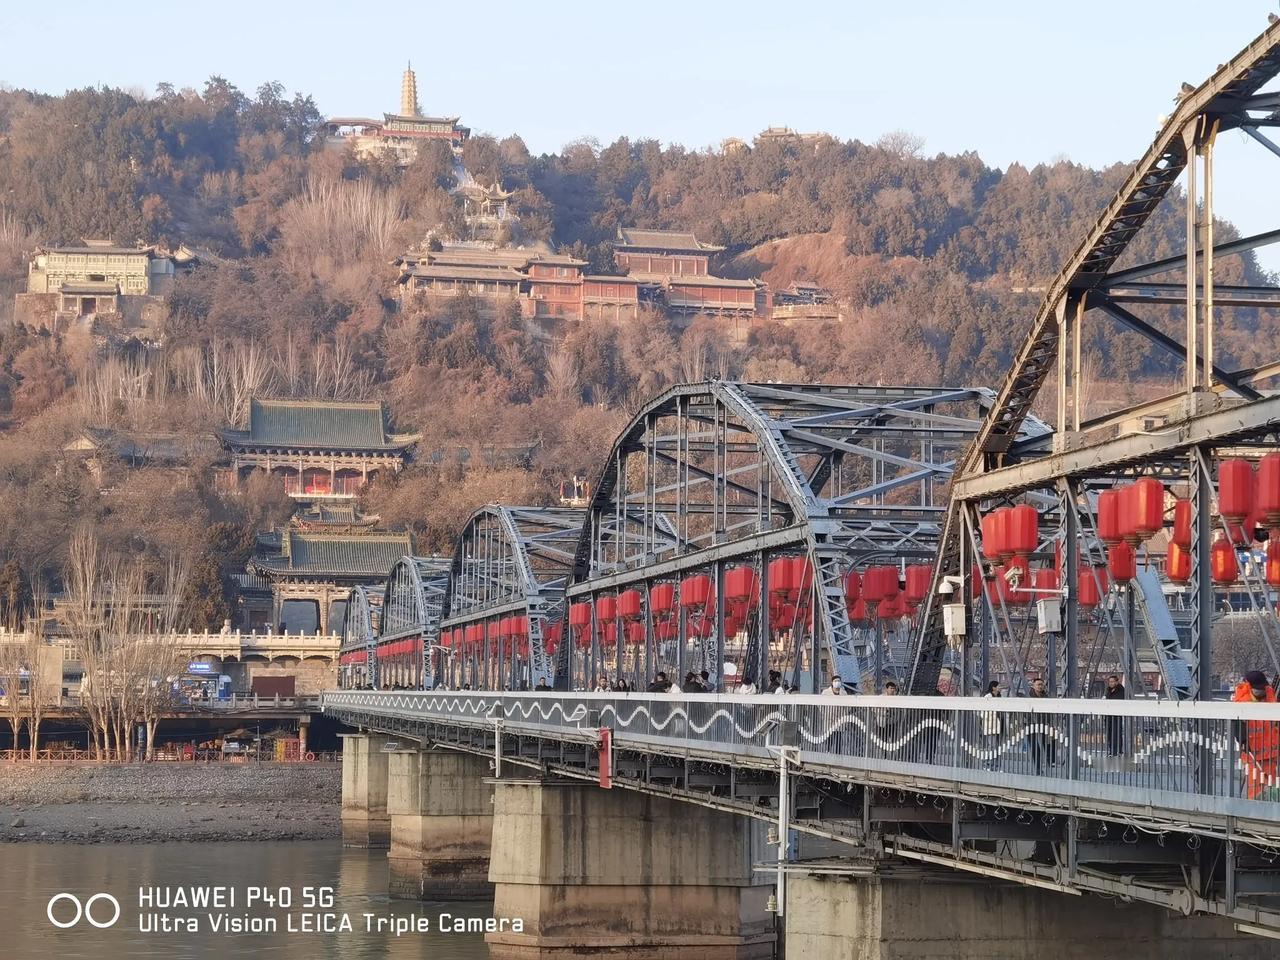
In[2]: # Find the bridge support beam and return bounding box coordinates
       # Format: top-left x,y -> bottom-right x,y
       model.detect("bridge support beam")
784,870 -> 1275,959
387,748 -> 493,900
339,732 -> 391,848
486,779 -> 774,960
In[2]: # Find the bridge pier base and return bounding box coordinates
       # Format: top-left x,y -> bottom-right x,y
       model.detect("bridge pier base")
485,779 -> 775,960
387,748 -> 493,900
339,732 -> 390,848
784,870 -> 1274,960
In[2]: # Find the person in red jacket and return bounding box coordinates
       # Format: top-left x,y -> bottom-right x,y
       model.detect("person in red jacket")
1233,670 -> 1279,800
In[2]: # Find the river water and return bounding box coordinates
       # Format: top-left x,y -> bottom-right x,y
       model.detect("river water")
0,841 -> 493,960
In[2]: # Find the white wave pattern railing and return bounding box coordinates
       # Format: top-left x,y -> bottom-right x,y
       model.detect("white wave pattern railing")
321,691 -> 1280,822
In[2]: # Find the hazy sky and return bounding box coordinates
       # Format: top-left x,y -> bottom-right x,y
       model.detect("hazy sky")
2,1 -> 1278,266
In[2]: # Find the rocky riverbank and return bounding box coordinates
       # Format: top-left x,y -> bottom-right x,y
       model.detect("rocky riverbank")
0,762 -> 341,843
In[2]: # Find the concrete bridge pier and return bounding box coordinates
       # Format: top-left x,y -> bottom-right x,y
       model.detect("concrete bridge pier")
784,869 -> 1275,960
339,732 -> 391,848
386,748 -> 493,900
485,779 -> 775,960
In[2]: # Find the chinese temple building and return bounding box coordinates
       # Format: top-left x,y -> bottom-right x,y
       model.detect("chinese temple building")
15,239 -> 198,332
246,522 -> 413,635
613,227 -> 763,319
324,65 -> 469,165
218,398 -> 420,502
396,245 -> 612,320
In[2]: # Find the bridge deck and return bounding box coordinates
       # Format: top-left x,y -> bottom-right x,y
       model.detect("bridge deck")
324,691 -> 1280,837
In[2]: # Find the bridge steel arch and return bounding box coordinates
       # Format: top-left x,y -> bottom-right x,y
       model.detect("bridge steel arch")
911,18 -> 1280,698
440,505 -> 586,689
566,381 -> 1045,693
338,584 -> 382,688
376,555 -> 450,689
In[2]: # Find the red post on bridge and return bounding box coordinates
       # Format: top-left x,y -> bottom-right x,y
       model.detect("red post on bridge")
598,728 -> 612,789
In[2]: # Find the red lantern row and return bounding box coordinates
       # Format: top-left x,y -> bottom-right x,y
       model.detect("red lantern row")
376,638 -> 420,658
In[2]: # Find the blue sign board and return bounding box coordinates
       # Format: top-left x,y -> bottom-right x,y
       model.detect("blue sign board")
186,662 -> 215,674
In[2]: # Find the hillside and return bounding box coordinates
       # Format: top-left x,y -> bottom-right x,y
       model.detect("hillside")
0,78 -> 1273,605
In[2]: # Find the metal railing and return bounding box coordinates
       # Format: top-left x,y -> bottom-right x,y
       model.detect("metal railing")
323,690 -> 1280,825
193,694 -> 324,711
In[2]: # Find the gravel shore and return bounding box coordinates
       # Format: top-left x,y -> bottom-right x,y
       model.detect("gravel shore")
0,762 -> 341,843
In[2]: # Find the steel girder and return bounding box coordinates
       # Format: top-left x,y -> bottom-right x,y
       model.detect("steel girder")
339,584 -> 381,687
442,505 -> 586,688
380,555 -> 450,687
568,381 -> 1045,691
340,584 -> 380,650
966,19 -> 1280,465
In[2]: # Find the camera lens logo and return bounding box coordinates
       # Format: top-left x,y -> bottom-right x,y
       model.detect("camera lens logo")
47,893 -> 121,929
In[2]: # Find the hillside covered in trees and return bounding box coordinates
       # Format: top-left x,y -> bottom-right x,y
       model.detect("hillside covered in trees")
0,78 -> 1273,611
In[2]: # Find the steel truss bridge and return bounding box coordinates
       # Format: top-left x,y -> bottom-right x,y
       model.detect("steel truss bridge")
336,385 -> 1042,694
325,688 -> 1280,936
911,17 -> 1280,699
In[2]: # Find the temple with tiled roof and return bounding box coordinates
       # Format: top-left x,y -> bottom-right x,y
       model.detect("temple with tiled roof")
218,398 -> 420,501
245,523 -> 413,635
612,227 -> 763,319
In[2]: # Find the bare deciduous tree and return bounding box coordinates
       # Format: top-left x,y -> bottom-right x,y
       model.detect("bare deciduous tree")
65,530 -> 190,761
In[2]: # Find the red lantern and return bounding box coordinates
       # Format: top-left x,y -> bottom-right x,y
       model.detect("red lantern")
1098,489 -> 1123,545
904,565 -> 932,605
1166,542 -> 1191,583
767,557 -> 797,595
844,569 -> 861,602
650,583 -> 675,613
971,564 -> 983,598
880,566 -> 900,600
601,622 -> 618,647
877,597 -> 899,620
847,598 -> 868,625
993,509 -> 1014,561
625,621 -> 645,646
1267,539 -> 1280,588
1219,459 -> 1255,522
1008,504 -> 1039,557
862,567 -> 886,603
981,511 -> 1001,561
1259,453 -> 1280,525
1077,566 -> 1103,607
1211,538 -> 1238,584
1172,499 -> 1193,549
595,594 -> 617,623
1108,541 -> 1137,582
1129,477 -> 1165,543
569,603 -> 592,628
618,589 -> 643,620
793,557 -> 815,598
725,566 -> 757,602
680,575 -> 712,609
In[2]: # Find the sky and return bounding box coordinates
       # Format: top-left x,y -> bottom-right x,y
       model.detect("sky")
1,0 -> 1278,266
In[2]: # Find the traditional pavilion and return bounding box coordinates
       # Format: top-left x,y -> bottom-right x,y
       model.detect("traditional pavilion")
218,398 -> 420,501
